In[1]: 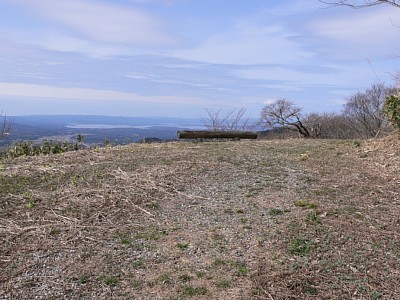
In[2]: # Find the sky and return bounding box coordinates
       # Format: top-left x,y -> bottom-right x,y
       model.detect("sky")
0,0 -> 399,118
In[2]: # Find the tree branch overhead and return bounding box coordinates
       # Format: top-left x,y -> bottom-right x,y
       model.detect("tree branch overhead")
319,0 -> 400,9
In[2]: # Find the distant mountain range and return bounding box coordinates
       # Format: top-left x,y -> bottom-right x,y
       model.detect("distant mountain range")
1,115 -> 205,146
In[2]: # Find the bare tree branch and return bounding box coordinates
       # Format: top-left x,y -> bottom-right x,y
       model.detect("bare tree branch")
319,0 -> 400,9
202,108 -> 256,132
0,112 -> 13,140
304,112 -> 357,139
342,83 -> 397,138
260,99 -> 312,138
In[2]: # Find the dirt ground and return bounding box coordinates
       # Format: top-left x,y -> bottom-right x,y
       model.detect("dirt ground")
1,137 -> 399,299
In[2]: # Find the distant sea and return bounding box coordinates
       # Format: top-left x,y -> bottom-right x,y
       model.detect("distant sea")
66,124 -> 205,129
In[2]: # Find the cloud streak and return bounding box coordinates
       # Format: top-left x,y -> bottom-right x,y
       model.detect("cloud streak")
0,82 -> 211,105
4,0 -> 179,56
306,6 -> 400,60
0,1 -> 399,117
172,20 -> 313,65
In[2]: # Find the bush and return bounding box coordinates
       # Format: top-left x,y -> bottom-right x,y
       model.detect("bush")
383,94 -> 400,129
342,83 -> 397,138
7,140 -> 79,158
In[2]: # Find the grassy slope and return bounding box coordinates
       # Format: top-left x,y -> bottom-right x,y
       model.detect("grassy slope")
0,138 -> 399,299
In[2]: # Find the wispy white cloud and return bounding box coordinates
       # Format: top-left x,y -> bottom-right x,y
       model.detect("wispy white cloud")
0,82 -> 212,105
40,0 -> 176,45
264,99 -> 277,105
258,0 -> 321,16
162,63 -> 209,69
234,65 -> 344,86
233,58 -> 396,91
151,78 -> 211,87
124,70 -> 218,88
1,1 -> 399,117
125,72 -> 154,80
306,6 -> 400,60
172,20 -> 313,65
129,0 -> 185,5
3,0 -> 179,56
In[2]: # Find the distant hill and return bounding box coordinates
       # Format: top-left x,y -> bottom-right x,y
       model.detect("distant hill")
1,115 -> 204,146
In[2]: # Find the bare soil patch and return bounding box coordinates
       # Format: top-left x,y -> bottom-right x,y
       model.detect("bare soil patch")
1,138 -> 399,299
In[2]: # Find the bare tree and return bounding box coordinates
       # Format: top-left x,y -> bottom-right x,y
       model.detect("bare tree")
342,83 -> 397,138
202,108 -> 256,132
0,112 -> 13,140
259,99 -> 313,138
320,0 -> 400,9
304,112 -> 357,139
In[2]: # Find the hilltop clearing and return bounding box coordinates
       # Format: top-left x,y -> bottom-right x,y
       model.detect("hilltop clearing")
1,138 -> 399,299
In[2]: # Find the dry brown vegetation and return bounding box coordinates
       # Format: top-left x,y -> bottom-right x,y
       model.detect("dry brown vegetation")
0,137 -> 399,299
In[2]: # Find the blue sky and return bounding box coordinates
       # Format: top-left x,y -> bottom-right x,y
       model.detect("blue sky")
0,0 -> 399,118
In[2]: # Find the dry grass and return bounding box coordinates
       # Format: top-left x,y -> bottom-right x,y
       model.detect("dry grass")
0,138 -> 399,299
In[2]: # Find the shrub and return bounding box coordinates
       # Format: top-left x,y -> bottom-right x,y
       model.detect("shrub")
383,94 -> 400,129
7,140 -> 80,158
